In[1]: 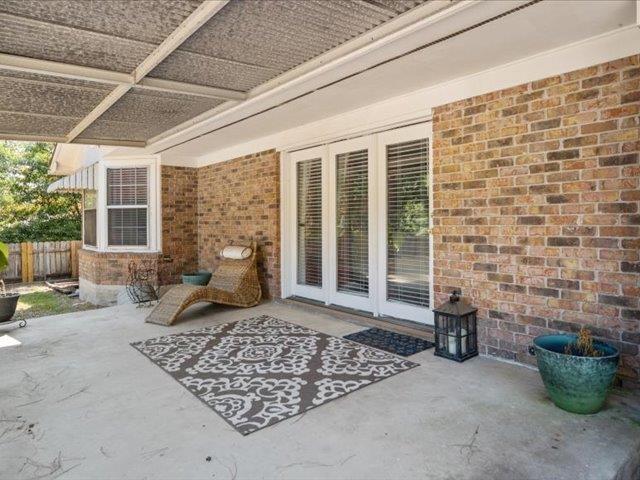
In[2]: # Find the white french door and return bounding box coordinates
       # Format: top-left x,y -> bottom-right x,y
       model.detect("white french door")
286,123 -> 432,324
377,123 -> 433,323
290,146 -> 327,303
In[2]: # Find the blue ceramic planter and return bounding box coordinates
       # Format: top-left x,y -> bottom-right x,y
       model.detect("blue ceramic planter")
181,271 -> 212,286
533,334 -> 619,414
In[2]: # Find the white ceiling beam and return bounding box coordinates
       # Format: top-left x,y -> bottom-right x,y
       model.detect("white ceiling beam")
65,0 -> 231,143
0,52 -> 245,101
66,84 -> 132,142
132,0 -> 229,82
138,77 -> 246,101
0,132 -> 145,147
70,138 -> 146,148
0,133 -> 67,143
0,53 -> 130,85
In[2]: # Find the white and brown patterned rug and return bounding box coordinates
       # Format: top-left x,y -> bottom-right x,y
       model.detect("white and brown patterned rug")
131,315 -> 418,435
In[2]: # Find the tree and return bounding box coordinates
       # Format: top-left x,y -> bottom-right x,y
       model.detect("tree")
0,141 -> 81,243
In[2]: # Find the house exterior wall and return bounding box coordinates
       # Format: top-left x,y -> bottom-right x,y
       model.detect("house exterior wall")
197,149 -> 281,299
160,166 -> 199,285
432,54 -> 640,386
78,248 -> 160,305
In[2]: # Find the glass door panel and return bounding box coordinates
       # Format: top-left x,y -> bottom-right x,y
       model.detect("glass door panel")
296,158 -> 323,287
336,149 -> 369,296
328,136 -> 375,312
386,138 -> 430,307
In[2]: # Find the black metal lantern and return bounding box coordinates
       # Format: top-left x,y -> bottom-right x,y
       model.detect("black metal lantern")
434,289 -> 478,362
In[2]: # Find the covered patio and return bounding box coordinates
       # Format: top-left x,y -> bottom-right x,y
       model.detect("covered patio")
1,303 -> 639,479
1,0 -> 640,478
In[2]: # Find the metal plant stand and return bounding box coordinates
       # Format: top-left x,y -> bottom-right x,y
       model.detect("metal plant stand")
126,260 -> 159,307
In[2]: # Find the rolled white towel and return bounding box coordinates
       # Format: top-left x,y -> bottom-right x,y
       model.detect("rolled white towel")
220,245 -> 252,260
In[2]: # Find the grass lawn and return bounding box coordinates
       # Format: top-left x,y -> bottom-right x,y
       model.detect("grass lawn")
10,283 -> 100,321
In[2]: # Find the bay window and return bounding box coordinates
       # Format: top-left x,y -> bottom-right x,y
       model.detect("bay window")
78,157 -> 159,252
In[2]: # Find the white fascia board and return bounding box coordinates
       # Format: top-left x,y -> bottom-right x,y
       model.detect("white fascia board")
195,24 -> 640,167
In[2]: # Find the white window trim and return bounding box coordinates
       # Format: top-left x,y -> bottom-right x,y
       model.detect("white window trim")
89,156 -> 162,253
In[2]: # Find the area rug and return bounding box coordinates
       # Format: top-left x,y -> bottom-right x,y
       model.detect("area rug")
131,315 -> 417,435
344,328 -> 434,357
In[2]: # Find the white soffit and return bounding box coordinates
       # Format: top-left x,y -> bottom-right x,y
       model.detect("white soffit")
147,0 -> 637,163
49,143 -> 104,175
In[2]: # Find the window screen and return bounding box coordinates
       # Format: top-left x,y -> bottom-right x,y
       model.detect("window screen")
386,138 -> 430,307
336,149 -> 368,296
106,167 -> 148,246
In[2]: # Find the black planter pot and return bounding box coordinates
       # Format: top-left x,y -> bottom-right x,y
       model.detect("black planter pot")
0,293 -> 20,323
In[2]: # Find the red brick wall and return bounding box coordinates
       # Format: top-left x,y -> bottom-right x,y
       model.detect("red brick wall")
197,150 -> 281,298
161,166 -> 198,284
79,249 -> 159,285
432,55 -> 640,386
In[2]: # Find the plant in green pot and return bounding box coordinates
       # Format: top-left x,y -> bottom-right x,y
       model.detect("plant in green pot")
181,271 -> 212,286
0,242 -> 20,323
531,327 -> 619,414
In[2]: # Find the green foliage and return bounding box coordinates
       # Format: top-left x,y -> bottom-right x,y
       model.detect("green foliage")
0,241 -> 8,271
0,141 -> 81,243
388,171 -> 429,252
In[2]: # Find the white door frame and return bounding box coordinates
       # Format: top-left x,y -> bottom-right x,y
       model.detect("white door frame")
281,121 -> 433,324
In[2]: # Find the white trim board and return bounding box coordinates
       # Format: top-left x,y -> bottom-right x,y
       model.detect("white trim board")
185,24 -> 640,169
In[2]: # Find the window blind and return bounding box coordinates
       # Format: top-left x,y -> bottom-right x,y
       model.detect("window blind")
296,158 -> 323,287
386,138 -> 430,307
107,167 -> 147,206
336,149 -> 369,296
106,167 -> 148,246
108,208 -> 147,246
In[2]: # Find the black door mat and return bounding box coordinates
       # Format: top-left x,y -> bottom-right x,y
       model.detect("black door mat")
344,327 -> 434,357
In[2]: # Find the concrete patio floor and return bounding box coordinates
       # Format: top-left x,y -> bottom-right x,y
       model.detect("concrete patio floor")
1,301 -> 638,480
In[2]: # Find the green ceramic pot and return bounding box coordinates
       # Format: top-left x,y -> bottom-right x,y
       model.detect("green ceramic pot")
181,271 -> 212,286
532,334 -> 619,414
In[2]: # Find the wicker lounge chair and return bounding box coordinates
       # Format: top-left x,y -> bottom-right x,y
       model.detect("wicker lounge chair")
145,242 -> 262,326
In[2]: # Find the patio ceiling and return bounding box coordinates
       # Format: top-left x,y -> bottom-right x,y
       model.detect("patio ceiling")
0,0 -> 441,147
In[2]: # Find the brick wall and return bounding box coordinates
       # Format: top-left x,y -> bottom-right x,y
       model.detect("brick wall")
161,166 -> 198,284
432,54 -> 640,386
78,249 -> 160,285
197,150 -> 281,298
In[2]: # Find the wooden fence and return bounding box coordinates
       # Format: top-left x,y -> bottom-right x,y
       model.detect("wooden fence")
4,241 -> 81,283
